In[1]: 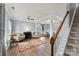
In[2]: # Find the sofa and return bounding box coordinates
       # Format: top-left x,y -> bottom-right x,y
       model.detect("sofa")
10,33 -> 25,42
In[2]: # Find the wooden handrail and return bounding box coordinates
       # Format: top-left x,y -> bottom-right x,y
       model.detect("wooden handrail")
50,11 -> 69,56
54,11 -> 69,40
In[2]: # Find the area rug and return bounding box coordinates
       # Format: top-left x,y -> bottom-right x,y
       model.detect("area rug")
17,37 -> 49,52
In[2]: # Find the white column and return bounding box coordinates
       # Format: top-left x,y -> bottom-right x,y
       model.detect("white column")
50,18 -> 53,39
35,22 -> 37,33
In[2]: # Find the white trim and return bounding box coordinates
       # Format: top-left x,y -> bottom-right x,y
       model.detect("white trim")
76,3 -> 79,8
68,5 -> 77,40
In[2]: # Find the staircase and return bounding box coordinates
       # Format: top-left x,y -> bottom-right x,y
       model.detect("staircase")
64,7 -> 79,56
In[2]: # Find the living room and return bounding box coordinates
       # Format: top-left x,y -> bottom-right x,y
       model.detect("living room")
1,3 -> 70,56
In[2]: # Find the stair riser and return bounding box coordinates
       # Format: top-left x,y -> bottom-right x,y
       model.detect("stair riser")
64,48 -> 79,56
73,19 -> 79,23
70,33 -> 79,37
73,22 -> 79,25
65,45 -> 79,55
66,44 -> 73,49
71,28 -> 79,32
64,53 -> 70,56
68,39 -> 79,44
75,10 -> 79,15
72,25 -> 79,27
75,14 -> 79,17
75,11 -> 79,14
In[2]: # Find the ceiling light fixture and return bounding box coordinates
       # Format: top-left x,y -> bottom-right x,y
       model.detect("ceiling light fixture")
27,16 -> 34,20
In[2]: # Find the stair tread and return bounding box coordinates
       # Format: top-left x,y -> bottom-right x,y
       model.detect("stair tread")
66,42 -> 79,49
70,32 -> 79,33
64,51 -> 75,56
72,27 -> 79,29
69,36 -> 79,40
65,48 -> 77,53
64,50 -> 79,56
70,33 -> 79,37
64,53 -> 70,56
72,27 -> 79,28
68,38 -> 79,43
65,46 -> 79,56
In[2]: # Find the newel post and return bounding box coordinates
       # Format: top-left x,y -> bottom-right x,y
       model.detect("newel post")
50,36 -> 55,56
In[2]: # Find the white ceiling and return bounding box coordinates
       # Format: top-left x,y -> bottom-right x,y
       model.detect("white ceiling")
6,3 -> 67,21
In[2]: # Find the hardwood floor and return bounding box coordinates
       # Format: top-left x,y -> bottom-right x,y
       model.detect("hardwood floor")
7,37 -> 51,56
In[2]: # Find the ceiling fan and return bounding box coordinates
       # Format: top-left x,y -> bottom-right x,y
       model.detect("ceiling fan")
27,16 -> 34,20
